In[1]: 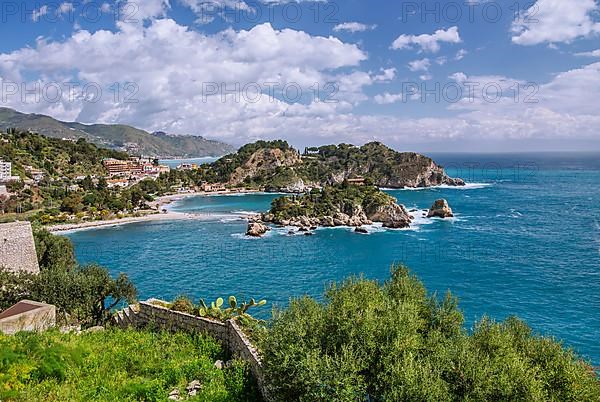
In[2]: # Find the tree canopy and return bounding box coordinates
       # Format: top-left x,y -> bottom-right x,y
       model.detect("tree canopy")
260,266 -> 600,401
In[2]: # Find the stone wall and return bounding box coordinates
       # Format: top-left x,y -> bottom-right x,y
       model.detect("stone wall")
117,299 -> 271,401
0,221 -> 40,275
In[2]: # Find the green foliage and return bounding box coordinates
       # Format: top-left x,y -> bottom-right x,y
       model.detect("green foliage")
269,184 -> 395,220
165,296 -> 268,330
170,295 -> 195,314
0,229 -> 137,327
208,140 -> 295,185
299,142 -> 442,187
260,266 -> 600,402
33,226 -> 76,270
0,130 -> 126,180
0,328 -> 260,401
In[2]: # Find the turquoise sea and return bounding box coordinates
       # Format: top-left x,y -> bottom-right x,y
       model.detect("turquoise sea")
67,153 -> 600,365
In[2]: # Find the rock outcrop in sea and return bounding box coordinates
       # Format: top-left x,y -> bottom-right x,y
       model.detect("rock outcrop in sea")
427,199 -> 454,218
246,222 -> 270,237
365,203 -> 412,229
262,199 -> 412,230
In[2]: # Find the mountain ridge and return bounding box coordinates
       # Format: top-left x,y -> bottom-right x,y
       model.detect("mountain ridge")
0,107 -> 234,158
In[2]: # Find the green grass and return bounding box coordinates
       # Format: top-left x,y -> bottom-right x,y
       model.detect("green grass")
0,328 -> 260,402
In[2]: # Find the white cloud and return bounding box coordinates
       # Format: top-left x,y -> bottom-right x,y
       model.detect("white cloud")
0,20 -> 370,136
130,0 -> 171,20
374,92 -> 404,105
333,22 -> 377,33
575,49 -> 600,57
455,49 -> 468,60
32,5 -> 49,22
2,13 -> 600,150
512,0 -> 600,45
391,27 -> 461,53
177,0 -> 253,24
449,72 -> 467,83
372,68 -> 396,81
408,58 -> 430,72
59,2 -> 74,14
100,3 -> 112,13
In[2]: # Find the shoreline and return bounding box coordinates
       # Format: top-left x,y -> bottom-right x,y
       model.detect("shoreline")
46,189 -> 263,234
46,211 -> 197,233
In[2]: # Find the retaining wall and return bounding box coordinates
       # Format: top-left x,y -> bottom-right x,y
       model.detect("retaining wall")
116,299 -> 271,401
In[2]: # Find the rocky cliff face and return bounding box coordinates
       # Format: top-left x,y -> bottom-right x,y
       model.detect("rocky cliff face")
263,198 -> 412,229
373,159 -> 464,188
324,146 -> 464,188
427,199 -> 454,218
220,140 -> 464,191
228,148 -> 302,186
365,203 -> 412,229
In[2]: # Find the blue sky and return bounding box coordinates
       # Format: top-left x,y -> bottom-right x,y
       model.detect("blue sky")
0,0 -> 599,151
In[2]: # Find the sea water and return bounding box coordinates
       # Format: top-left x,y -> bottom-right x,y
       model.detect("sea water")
66,153 -> 600,364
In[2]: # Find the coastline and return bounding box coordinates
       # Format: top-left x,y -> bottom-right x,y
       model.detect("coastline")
46,210 -> 197,234
46,189 -> 262,234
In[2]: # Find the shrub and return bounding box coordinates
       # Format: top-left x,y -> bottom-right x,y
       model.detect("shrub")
260,265 -> 600,401
170,295 -> 195,314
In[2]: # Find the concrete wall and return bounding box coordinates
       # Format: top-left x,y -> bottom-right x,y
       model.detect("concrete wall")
117,299 -> 271,401
0,301 -> 55,335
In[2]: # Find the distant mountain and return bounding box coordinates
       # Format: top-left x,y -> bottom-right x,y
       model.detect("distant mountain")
0,108 -> 234,158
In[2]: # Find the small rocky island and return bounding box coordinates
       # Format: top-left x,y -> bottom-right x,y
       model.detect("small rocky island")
246,184 -> 456,236
427,199 -> 454,218
225,141 -> 464,237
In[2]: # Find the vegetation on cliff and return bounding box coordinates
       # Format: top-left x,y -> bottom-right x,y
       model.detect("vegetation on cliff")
204,140 -> 300,188
266,183 -> 412,228
260,266 -> 600,401
301,142 -> 463,188
0,329 -> 259,401
204,140 -> 463,191
269,183 -> 392,220
0,129 -> 128,179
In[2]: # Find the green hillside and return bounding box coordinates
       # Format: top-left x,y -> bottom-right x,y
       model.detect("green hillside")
0,108 -> 234,158
204,140 -> 464,190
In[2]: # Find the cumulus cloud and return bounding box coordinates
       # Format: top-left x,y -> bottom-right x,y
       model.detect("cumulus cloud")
0,19 -> 371,138
374,92 -> 404,105
32,5 -> 49,22
130,0 -> 171,20
408,58 -> 430,72
449,72 -> 467,83
455,49 -> 468,60
2,11 -> 600,151
333,22 -> 377,33
511,0 -> 600,45
575,49 -> 600,57
391,27 -> 461,53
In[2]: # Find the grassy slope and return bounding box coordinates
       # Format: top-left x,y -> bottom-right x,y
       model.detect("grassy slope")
0,328 -> 260,402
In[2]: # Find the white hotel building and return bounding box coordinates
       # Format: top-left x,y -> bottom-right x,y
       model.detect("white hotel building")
0,160 -> 19,183
0,160 -> 11,180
